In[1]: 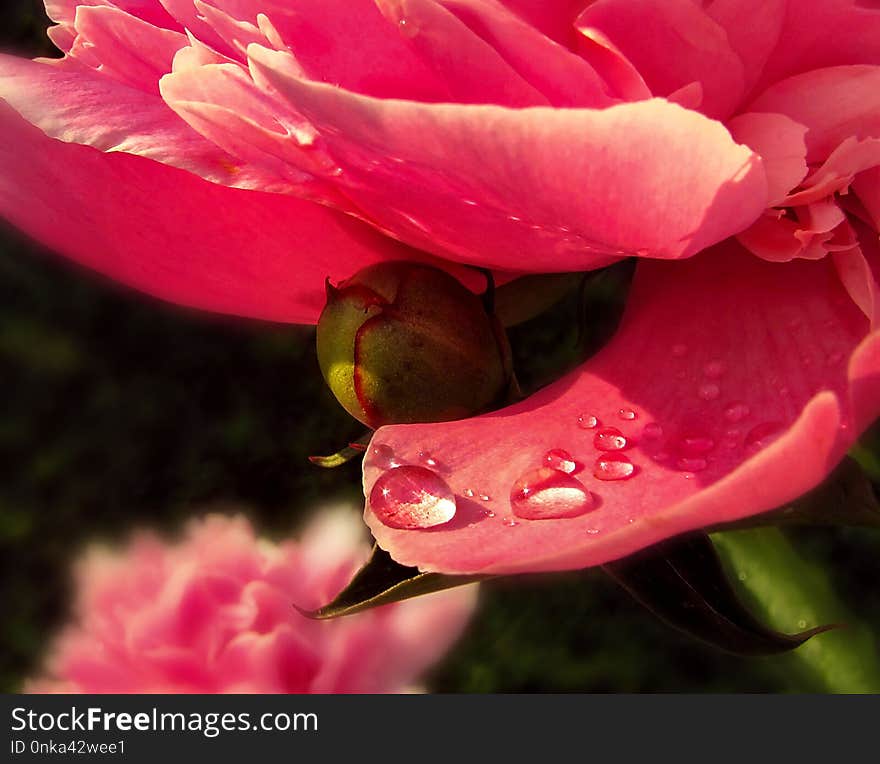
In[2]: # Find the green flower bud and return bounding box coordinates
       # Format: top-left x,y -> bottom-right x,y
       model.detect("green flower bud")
316,262 -> 512,428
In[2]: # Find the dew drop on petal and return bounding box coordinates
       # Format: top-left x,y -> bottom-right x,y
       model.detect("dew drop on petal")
642,422 -> 663,440
698,382 -> 720,401
675,457 -> 708,472
463,488 -> 475,498
544,448 -> 577,474
510,467 -> 595,520
594,426 -> 627,451
593,453 -> 635,481
618,408 -> 637,420
703,360 -> 726,378
480,494 -> 491,502
673,433 -> 715,457
418,450 -> 437,467
723,402 -> 750,423
744,422 -> 784,452
502,518 -> 519,527
577,413 -> 599,429
370,466 -> 456,530
370,443 -> 400,469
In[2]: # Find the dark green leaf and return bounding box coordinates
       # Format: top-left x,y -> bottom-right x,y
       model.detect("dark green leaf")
297,545 -> 485,619
603,533 -> 837,655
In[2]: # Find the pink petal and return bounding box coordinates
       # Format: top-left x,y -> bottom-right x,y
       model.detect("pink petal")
747,65 -> 880,163
0,102 -> 408,323
0,53 -> 285,192
756,0 -> 880,92
47,1 -> 181,30
726,111 -> 808,206
248,45 -> 768,270
784,137 -> 880,207
379,0 -> 616,107
364,243 -> 877,574
498,0 -> 588,47
853,166 -> 880,230
374,0 -> 550,106
704,0 -> 787,96
573,24 -> 652,102
574,0 -> 746,119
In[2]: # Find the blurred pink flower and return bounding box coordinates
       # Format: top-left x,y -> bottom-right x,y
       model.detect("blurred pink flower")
0,2 -> 879,576
28,509 -> 477,693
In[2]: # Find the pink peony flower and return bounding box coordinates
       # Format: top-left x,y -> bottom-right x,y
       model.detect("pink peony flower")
27,509 -> 477,693
1,2 -> 879,575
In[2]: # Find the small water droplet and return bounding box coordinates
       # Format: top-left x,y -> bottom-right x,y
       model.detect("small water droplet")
502,518 -> 519,527
370,466 -> 456,530
418,450 -> 437,468
618,408 -> 637,420
577,413 -> 599,429
676,457 -> 708,472
479,494 -> 491,502
585,528 -> 601,535
594,427 -> 627,451
642,422 -> 663,440
544,448 -> 577,474
797,619 -> 807,629
510,467 -> 595,520
672,343 -> 688,357
723,402 -> 750,423
593,453 -> 635,481
698,382 -> 720,401
486,510 -> 496,518
738,572 -> 748,582
674,434 -> 715,456
703,360 -> 725,378
463,488 -> 475,498
744,422 -> 784,452
682,472 -> 695,480
370,443 -> 400,469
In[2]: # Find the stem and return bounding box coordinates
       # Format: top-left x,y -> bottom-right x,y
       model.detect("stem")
712,528 -> 880,693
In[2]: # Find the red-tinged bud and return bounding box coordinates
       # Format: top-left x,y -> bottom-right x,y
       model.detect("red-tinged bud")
316,262 -> 512,428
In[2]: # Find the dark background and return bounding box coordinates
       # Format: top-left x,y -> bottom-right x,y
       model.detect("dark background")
2,1 -> 879,693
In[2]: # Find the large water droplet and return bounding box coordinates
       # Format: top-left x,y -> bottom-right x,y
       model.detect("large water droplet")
594,427 -> 627,451
510,467 -> 595,520
744,422 -> 784,452
697,382 -> 720,401
370,466 -> 456,530
723,402 -> 750,423
544,448 -> 577,474
577,413 -> 599,429
618,408 -> 637,420
594,453 -> 635,481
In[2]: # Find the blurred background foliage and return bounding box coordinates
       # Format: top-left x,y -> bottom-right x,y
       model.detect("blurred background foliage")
2,1 -> 880,693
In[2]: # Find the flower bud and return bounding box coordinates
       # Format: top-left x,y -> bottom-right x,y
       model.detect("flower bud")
316,262 -> 512,428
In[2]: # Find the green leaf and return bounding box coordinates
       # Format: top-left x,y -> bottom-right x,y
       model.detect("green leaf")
713,528 -> 880,693
307,443 -> 366,469
603,533 -> 835,655
298,545 -> 485,619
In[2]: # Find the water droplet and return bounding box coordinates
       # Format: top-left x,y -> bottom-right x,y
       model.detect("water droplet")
672,343 -> 688,357
502,518 -> 519,527
585,528 -> 601,535
674,434 -> 715,456
703,360 -> 725,378
593,453 -> 635,481
797,619 -> 807,630
675,457 -> 708,472
698,382 -> 720,401
618,408 -> 637,420
486,510 -> 496,518
479,494 -> 491,502
463,488 -> 475,498
418,450 -> 437,468
370,466 -> 456,530
577,413 -> 599,429
723,402 -> 750,423
744,422 -> 784,452
738,571 -> 748,582
642,422 -> 663,440
594,427 -> 627,451
544,448 -> 577,474
509,467 -> 595,520
370,443 -> 400,469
